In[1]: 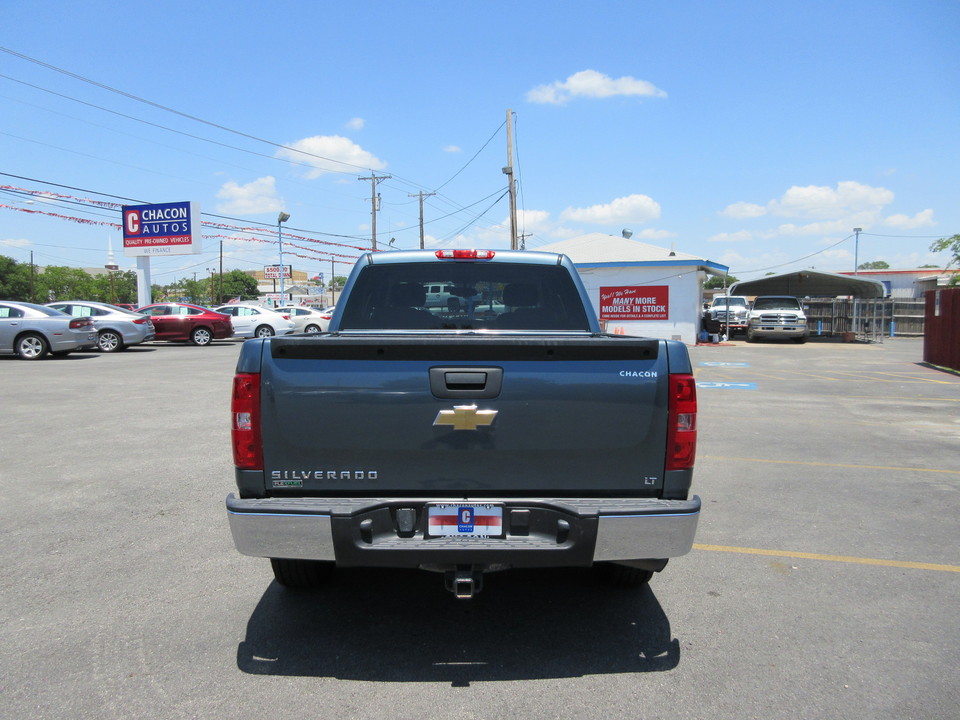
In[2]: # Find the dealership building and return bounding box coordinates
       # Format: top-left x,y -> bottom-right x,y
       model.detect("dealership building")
537,233 -> 728,345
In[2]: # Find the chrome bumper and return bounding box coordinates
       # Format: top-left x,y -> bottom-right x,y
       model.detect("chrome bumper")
226,494 -> 700,566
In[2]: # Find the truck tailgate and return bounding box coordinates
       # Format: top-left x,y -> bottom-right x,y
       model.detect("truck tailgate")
259,335 -> 669,496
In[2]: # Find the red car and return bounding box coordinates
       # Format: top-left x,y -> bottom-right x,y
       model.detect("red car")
134,303 -> 233,345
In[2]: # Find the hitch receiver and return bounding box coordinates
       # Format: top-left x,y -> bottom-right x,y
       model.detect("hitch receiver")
444,567 -> 484,599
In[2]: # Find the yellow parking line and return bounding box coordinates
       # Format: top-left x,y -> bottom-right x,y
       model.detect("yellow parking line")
839,394 -> 960,402
703,455 -> 960,476
694,544 -> 960,573
874,371 -> 959,384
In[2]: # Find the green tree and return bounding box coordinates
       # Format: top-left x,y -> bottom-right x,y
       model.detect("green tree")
930,233 -> 960,285
858,260 -> 890,270
0,255 -> 34,301
92,270 -> 138,304
220,270 -> 259,301
704,274 -> 739,290
37,266 -> 97,302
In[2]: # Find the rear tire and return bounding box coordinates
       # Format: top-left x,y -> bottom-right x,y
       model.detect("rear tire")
304,324 -> 321,334
254,325 -> 275,338
16,333 -> 49,360
97,330 -> 124,352
190,327 -> 213,346
270,558 -> 335,589
594,563 -> 654,588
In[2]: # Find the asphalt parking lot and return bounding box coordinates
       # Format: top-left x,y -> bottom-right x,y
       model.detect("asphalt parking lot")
2,336 -> 958,719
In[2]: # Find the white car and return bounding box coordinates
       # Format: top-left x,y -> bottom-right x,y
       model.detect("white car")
213,304 -> 296,338
275,306 -> 334,334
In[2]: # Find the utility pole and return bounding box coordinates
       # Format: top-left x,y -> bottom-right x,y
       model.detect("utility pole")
359,173 -> 391,250
503,108 -> 518,250
408,191 -> 436,249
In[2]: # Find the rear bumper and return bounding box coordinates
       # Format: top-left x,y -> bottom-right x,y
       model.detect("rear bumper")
226,494 -> 700,569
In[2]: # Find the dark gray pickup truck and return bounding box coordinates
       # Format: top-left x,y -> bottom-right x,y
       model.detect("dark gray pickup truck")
226,249 -> 700,598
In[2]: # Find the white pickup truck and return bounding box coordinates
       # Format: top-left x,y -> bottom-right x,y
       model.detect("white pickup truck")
708,295 -> 750,335
746,295 -> 809,343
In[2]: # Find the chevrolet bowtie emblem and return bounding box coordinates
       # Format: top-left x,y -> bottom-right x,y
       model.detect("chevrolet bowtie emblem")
433,404 -> 498,431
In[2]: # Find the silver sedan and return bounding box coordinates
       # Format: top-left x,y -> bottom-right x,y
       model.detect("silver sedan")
46,301 -> 156,352
0,301 -> 98,359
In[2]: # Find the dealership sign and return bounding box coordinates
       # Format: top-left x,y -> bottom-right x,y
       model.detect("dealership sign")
263,264 -> 292,279
122,201 -> 201,257
599,285 -> 669,320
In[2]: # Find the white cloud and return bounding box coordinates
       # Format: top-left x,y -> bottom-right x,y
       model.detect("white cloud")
345,118 -> 365,131
526,70 -> 666,105
721,202 -> 766,219
632,228 -> 676,240
443,145 -> 462,153
768,181 -> 894,219
215,176 -> 284,215
0,238 -> 32,248
560,194 -> 661,225
517,209 -> 552,233
708,231 -> 753,243
883,209 -> 935,229
276,135 -> 386,178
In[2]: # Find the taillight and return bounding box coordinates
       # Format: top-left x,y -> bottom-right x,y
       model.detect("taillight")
232,373 -> 262,469
435,249 -> 496,260
666,373 -> 697,471
69,317 -> 93,329
133,316 -> 148,325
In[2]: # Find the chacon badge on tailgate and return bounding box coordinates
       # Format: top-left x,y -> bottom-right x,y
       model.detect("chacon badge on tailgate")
433,404 -> 498,431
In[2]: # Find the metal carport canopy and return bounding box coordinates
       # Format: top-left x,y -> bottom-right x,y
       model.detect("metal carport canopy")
729,270 -> 886,298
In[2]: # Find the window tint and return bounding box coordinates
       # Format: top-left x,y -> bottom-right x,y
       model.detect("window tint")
753,298 -> 802,311
0,306 -> 25,319
338,262 -> 590,331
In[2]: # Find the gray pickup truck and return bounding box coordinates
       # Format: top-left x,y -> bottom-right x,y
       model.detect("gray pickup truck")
226,249 -> 700,598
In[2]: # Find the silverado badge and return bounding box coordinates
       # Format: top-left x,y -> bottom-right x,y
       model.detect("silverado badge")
433,404 -> 498,431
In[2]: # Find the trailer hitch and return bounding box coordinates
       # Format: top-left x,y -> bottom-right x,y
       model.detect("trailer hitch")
444,566 -> 483,599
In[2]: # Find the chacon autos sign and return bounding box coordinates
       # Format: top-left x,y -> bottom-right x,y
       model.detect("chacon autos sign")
122,201 -> 201,256
599,285 -> 669,321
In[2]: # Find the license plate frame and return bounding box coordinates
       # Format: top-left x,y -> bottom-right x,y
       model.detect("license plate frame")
426,503 -> 503,538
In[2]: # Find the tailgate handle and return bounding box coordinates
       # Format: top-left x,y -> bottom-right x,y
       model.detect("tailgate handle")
429,367 -> 503,399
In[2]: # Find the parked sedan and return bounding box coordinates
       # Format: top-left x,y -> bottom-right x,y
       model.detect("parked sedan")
134,303 -> 233,346
213,303 -> 296,338
274,305 -> 334,333
46,301 -> 156,352
0,301 -> 97,359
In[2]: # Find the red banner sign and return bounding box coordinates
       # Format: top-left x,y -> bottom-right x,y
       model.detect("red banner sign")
599,285 -> 669,320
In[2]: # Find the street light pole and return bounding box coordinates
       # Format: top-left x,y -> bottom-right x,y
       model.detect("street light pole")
853,227 -> 862,275
278,212 -> 291,301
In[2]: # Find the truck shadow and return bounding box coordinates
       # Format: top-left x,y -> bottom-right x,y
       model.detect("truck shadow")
236,567 -> 680,683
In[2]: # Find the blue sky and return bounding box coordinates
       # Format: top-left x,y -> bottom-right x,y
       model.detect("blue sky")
2,0 -> 958,286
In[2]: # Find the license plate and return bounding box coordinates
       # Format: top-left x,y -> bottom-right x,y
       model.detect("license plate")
426,503 -> 502,537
